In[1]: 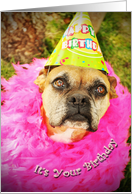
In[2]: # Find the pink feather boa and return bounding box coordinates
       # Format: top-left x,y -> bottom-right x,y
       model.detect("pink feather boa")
1,58 -> 131,192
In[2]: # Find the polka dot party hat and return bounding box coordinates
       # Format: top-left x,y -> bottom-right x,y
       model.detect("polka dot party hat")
45,12 -> 108,73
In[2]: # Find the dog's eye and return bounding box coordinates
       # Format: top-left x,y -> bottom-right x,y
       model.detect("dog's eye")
96,85 -> 106,94
97,86 -> 105,93
53,79 -> 65,88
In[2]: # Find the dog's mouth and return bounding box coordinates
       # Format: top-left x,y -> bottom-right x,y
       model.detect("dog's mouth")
50,113 -> 98,132
68,113 -> 88,121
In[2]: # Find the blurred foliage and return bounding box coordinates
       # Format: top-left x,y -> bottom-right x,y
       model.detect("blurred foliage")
1,12 -> 131,192
115,153 -> 131,192
39,12 -> 75,58
1,58 -> 16,80
97,12 -> 131,92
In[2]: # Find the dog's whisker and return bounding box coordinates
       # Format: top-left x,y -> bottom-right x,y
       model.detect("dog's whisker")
54,109 -> 67,115
55,106 -> 67,112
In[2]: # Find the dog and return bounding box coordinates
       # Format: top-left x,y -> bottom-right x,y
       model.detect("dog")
34,65 -> 118,143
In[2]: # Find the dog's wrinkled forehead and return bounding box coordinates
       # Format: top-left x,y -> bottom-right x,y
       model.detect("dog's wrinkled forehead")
45,65 -> 110,89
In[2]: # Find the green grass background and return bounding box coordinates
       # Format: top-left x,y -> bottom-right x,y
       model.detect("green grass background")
1,12 -> 131,192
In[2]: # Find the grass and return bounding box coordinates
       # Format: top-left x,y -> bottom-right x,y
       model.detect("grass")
1,58 -> 16,80
97,12 -> 131,92
1,12 -> 131,192
37,12 -> 75,59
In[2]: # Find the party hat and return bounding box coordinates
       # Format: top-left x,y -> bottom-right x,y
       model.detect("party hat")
45,12 -> 108,73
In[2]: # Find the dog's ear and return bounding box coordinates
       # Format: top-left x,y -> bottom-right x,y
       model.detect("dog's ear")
34,68 -> 48,93
107,76 -> 118,99
34,66 -> 58,93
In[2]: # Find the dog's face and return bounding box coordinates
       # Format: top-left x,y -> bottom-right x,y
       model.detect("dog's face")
35,65 -> 118,143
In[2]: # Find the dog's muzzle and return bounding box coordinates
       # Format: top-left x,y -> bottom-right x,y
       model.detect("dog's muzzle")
67,92 -> 91,114
67,93 -> 88,106
64,92 -> 96,132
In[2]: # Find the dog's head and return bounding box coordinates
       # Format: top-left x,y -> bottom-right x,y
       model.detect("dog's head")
34,65 -> 118,143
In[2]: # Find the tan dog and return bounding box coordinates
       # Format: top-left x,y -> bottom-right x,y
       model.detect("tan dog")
34,65 -> 118,143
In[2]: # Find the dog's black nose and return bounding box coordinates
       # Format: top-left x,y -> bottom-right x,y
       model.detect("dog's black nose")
67,93 -> 88,106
